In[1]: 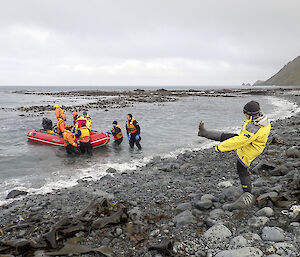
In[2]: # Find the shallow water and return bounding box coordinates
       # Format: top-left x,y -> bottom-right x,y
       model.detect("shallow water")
0,86 -> 299,204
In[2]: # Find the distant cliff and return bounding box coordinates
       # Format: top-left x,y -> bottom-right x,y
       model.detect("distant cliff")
254,56 -> 300,86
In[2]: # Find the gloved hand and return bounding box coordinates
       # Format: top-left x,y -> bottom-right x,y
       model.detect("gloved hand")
215,145 -> 220,153
135,133 -> 140,140
127,134 -> 131,141
106,131 -> 112,134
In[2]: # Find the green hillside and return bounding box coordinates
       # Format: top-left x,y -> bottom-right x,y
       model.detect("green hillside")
262,56 -> 300,86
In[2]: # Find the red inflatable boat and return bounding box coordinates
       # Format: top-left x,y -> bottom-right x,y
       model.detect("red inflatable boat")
27,129 -> 110,148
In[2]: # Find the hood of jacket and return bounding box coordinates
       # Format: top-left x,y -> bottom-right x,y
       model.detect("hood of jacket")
253,112 -> 269,127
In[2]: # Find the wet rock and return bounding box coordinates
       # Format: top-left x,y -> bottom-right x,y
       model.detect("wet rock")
201,194 -> 215,201
175,202 -> 192,213
173,210 -> 197,226
256,207 -> 274,217
220,186 -> 243,202
215,247 -> 263,257
286,146 -> 299,158
256,191 -> 279,207
230,236 -> 248,248
209,208 -> 225,219
261,227 -> 285,242
272,242 -> 296,256
247,216 -> 270,228
194,199 -> 213,210
106,168 -> 117,173
271,165 -> 289,176
6,189 -> 28,199
115,228 -> 122,236
203,224 -> 232,241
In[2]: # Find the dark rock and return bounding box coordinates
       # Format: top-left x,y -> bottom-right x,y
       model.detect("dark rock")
6,190 -> 28,199
286,146 -> 299,158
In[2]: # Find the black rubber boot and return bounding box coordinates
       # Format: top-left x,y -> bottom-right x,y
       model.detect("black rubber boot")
198,121 -> 223,141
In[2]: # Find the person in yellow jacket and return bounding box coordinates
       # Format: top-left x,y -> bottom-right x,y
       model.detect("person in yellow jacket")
54,104 -> 65,121
73,116 -> 87,132
63,130 -> 80,155
198,101 -> 271,210
83,111 -> 92,130
106,121 -> 123,145
75,122 -> 92,155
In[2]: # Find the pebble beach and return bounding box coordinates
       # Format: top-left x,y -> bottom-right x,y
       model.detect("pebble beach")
0,88 -> 299,257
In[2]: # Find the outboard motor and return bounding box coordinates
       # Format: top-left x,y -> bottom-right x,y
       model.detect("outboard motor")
42,118 -> 53,130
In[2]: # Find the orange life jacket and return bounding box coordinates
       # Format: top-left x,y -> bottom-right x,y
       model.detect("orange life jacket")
127,118 -> 138,134
112,125 -> 123,140
57,119 -> 66,134
55,108 -> 65,121
63,131 -> 77,147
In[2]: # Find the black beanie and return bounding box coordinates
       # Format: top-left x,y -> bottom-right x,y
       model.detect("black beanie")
243,101 -> 260,115
112,121 -> 117,125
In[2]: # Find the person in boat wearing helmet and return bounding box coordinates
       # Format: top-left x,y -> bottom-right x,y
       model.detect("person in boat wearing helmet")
54,104 -> 65,121
126,114 -> 141,149
198,101 -> 271,210
106,121 -> 123,145
63,129 -> 80,155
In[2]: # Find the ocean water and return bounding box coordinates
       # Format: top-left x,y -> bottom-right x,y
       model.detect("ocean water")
0,86 -> 299,205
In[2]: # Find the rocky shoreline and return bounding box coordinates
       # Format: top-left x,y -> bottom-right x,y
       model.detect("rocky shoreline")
0,90 -> 299,256
3,87 -> 299,116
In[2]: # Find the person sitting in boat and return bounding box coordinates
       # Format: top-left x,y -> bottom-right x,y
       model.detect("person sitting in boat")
106,121 -> 123,145
72,112 -> 79,125
63,129 -> 80,155
75,122 -> 92,155
54,104 -> 65,121
56,113 -> 67,135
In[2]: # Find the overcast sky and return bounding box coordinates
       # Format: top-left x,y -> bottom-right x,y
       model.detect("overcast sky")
0,0 -> 299,86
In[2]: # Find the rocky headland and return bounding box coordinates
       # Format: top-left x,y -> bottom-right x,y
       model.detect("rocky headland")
0,90 -> 299,256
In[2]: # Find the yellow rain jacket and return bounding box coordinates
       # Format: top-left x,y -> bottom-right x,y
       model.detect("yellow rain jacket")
215,115 -> 271,167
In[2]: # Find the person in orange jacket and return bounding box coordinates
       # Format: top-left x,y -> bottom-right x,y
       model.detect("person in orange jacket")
54,104 -> 65,121
56,113 -> 67,135
126,114 -> 141,149
63,130 -> 80,155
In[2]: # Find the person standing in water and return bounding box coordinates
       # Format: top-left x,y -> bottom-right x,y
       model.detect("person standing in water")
198,101 -> 271,210
126,114 -> 141,149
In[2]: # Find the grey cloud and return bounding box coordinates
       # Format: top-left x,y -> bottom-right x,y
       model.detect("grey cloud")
0,0 -> 299,85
